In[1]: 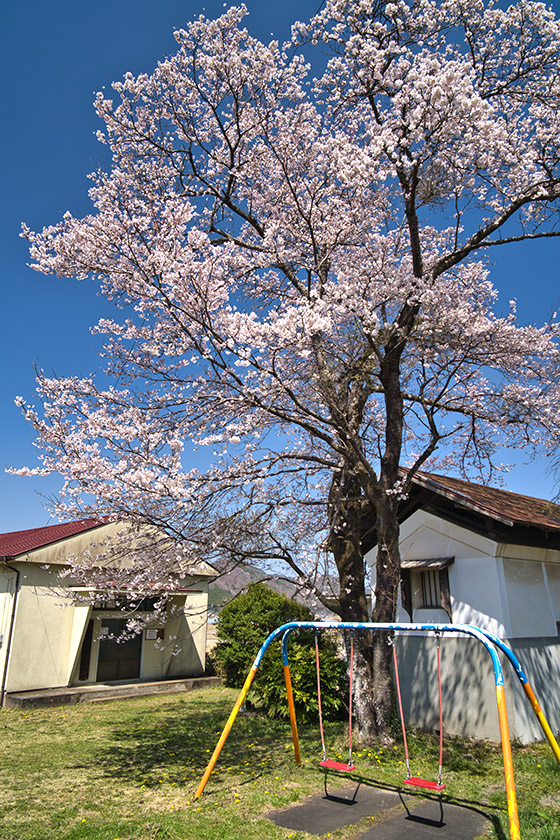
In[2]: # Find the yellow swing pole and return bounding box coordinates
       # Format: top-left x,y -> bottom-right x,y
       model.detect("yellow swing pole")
194,664 -> 258,800
478,628 -> 560,768
496,683 -> 520,840
195,624 -> 304,800
522,681 -> 560,766
284,662 -> 302,765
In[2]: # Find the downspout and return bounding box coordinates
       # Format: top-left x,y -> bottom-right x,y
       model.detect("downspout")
0,560 -> 20,707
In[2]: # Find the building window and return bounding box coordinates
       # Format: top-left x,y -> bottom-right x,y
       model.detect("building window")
419,569 -> 441,609
400,558 -> 454,621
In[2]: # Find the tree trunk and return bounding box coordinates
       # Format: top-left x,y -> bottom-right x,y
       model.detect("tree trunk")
366,308 -> 410,740
329,468 -> 379,740
328,324 -> 408,741
331,509 -> 400,743
331,492 -> 402,745
370,491 -> 402,742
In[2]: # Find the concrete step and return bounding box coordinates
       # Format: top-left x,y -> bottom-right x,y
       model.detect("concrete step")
4,676 -> 221,709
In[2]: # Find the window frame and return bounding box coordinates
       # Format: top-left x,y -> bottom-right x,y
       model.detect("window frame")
400,558 -> 453,621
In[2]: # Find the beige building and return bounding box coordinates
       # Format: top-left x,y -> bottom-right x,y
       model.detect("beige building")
0,519 -> 214,706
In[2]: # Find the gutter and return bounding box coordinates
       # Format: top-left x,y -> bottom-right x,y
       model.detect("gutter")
0,560 -> 20,707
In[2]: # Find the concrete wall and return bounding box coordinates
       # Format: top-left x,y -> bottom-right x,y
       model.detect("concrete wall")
394,634 -> 503,741
4,563 -> 76,693
394,633 -> 560,743
508,636 -> 560,741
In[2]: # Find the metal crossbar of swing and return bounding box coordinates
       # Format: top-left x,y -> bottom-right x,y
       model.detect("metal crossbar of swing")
194,621 -> 560,840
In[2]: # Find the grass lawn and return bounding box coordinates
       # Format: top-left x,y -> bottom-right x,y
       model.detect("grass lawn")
0,686 -> 559,840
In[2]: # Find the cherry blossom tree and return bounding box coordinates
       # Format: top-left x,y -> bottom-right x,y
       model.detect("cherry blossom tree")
16,0 -> 560,739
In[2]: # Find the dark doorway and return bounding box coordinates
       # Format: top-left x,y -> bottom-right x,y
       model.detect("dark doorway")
96,619 -> 142,682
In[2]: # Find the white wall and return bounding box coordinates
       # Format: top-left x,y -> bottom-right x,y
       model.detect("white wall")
367,510 -> 508,635
502,559 -> 557,638
365,509 -> 560,742
399,510 -> 497,562
0,567 -> 17,698
544,563 -> 560,623
5,563 -> 76,692
449,556 -> 507,637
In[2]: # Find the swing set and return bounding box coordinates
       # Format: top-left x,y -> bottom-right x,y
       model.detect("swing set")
195,621 -> 560,840
314,627 -> 445,789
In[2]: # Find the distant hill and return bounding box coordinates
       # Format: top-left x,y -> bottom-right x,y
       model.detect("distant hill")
208,562 -> 264,608
208,561 -> 338,619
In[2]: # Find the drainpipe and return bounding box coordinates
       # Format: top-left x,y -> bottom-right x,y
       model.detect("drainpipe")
0,561 -> 20,707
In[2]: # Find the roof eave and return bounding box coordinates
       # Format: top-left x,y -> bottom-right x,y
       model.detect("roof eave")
410,472 -> 515,527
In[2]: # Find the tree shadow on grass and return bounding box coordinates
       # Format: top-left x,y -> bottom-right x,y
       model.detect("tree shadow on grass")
94,692 -> 327,790
93,693 -> 512,840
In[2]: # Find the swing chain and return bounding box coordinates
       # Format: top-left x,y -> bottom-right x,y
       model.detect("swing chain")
434,629 -> 443,786
314,631 -> 327,762
346,631 -> 354,768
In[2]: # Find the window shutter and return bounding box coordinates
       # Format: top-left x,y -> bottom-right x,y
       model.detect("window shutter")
400,569 -> 413,620
439,567 -> 452,621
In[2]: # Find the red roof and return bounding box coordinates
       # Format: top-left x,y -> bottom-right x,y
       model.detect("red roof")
0,519 -> 105,558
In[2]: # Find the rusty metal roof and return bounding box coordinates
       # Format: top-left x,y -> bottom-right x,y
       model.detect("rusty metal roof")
412,472 -> 560,532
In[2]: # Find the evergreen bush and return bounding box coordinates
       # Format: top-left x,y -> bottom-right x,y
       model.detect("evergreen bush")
211,582 -> 347,722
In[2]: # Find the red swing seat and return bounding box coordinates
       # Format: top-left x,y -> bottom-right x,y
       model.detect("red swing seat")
319,759 -> 356,772
404,776 -> 445,791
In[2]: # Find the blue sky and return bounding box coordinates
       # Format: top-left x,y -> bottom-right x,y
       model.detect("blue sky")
1,0 -> 560,534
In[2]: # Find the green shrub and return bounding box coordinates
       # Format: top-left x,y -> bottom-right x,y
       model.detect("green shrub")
212,582 -> 315,686
253,636 -> 348,723
212,582 -> 347,721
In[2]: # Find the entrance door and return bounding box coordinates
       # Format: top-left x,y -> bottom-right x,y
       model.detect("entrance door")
96,619 -> 142,682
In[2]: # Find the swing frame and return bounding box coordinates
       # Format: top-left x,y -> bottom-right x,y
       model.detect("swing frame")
195,621 -> 560,840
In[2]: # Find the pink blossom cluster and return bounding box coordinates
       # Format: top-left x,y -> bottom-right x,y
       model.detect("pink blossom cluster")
14,0 -> 560,598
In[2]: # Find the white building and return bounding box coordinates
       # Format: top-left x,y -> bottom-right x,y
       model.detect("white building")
365,472 -> 560,742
